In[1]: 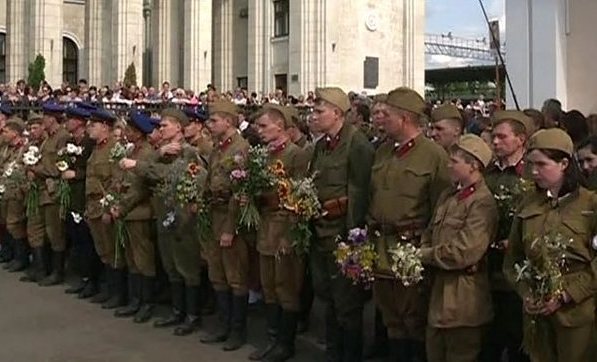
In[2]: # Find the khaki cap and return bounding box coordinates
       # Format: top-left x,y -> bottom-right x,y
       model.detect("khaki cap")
286,106 -> 300,124
161,107 -> 189,127
373,93 -> 388,103
315,87 -> 351,113
528,128 -> 574,156
254,104 -> 294,128
5,117 -> 26,134
431,104 -> 462,123
27,112 -> 44,125
209,100 -> 239,118
492,110 -> 534,136
457,134 -> 493,167
386,87 -> 426,116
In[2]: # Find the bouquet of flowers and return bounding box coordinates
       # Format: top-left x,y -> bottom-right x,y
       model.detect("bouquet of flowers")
196,196 -> 212,243
55,143 -> 84,219
514,231 -> 572,358
277,173 -> 322,256
334,228 -> 378,288
175,162 -> 203,205
493,178 -> 534,243
109,142 -> 134,163
100,193 -> 128,265
229,146 -> 276,230
388,243 -> 425,287
23,145 -> 41,217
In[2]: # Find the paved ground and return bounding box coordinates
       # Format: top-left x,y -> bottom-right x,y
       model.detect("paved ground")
0,269 -> 333,362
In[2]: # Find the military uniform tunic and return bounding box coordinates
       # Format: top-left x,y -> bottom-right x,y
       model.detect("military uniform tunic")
3,141 -> 27,240
257,142 -> 309,311
205,132 -> 250,294
420,181 -> 497,362
368,133 -> 450,340
504,188 -> 597,362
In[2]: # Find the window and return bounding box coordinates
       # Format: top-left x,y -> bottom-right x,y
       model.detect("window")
0,33 -> 5,84
237,77 -> 248,89
275,74 -> 287,94
273,0 -> 289,37
63,37 -> 78,86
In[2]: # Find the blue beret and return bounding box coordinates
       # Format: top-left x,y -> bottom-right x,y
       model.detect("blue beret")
65,106 -> 91,120
0,103 -> 13,117
90,108 -> 117,124
129,111 -> 154,134
183,107 -> 208,122
149,116 -> 161,127
77,102 -> 98,112
42,102 -> 66,114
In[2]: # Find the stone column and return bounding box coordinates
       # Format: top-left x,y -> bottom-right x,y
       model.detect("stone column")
153,0 -> 181,87
84,0 -> 106,86
112,0 -> 144,84
29,0 -> 64,87
247,0 -> 265,93
6,0 -> 27,84
402,0 -> 425,95
183,0 -> 212,91
213,0 -> 234,92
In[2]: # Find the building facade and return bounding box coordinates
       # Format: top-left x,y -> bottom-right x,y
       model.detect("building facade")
0,0 -> 425,96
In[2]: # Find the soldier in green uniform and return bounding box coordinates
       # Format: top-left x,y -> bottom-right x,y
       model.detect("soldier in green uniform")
110,111 -> 157,323
184,107 -> 213,163
576,136 -> 597,190
308,87 -> 374,361
199,100 -> 251,351
2,118 -> 29,272
120,108 -> 206,335
368,87 -> 451,361
429,104 -> 464,151
483,110 -> 535,362
286,106 -> 310,150
85,108 -> 127,309
20,113 -> 49,283
419,135 -> 497,362
246,104 -> 309,362
504,128 -> 597,362
26,103 -> 71,286
0,103 -> 15,264
61,105 -> 100,299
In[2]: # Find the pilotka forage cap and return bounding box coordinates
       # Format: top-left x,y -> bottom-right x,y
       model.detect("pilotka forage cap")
315,87 -> 351,113
456,134 -> 493,167
27,112 -> 44,125
254,103 -> 295,128
528,128 -> 574,157
386,87 -> 426,116
431,104 -> 463,123
492,110 -> 534,135
209,100 -> 240,118
161,107 -> 189,127
5,117 -> 26,134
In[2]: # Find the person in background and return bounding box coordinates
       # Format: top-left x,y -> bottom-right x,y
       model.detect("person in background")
429,104 -> 464,151
576,136 -> 597,190
559,110 -> 588,148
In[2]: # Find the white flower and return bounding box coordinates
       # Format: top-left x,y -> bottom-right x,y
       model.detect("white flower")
23,153 -> 40,166
592,235 -> 597,251
66,143 -> 78,154
125,142 -> 135,154
27,146 -> 39,154
71,212 -> 82,224
162,211 -> 176,228
0,184 -> 5,194
56,161 -> 69,172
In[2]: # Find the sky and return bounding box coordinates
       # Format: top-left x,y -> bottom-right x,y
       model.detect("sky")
425,0 -> 505,69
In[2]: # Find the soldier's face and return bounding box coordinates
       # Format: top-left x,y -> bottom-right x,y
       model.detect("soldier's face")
491,122 -> 525,159
66,118 -> 84,133
183,122 -> 202,140
310,102 -> 339,133
527,149 -> 568,190
159,118 -> 181,141
372,103 -> 388,130
87,121 -> 107,140
148,128 -> 162,146
42,115 -> 56,129
0,114 -> 7,126
430,119 -> 461,150
577,146 -> 597,176
384,109 -> 407,139
29,124 -> 44,141
448,153 -> 475,184
206,114 -> 232,139
255,114 -> 284,144
1,127 -> 17,143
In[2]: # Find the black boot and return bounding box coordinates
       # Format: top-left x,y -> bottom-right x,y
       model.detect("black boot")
200,272 -> 216,316
133,276 -> 154,323
249,304 -> 281,360
90,265 -> 111,303
115,274 -> 141,317
0,235 -> 14,263
200,290 -> 232,344
65,279 -> 86,294
78,278 -> 99,299
174,286 -> 201,336
102,268 -> 127,309
7,239 -> 29,272
154,282 -> 186,328
222,294 -> 248,351
325,303 -> 342,362
364,308 -> 389,360
264,310 -> 298,362
411,340 -> 427,362
343,327 -> 364,362
20,247 -> 46,283
39,251 -> 65,286
388,339 -> 410,362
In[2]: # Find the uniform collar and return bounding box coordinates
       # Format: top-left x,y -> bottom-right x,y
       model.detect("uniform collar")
218,134 -> 235,151
494,157 -> 526,177
269,138 -> 289,155
456,183 -> 478,201
96,137 -> 110,149
546,189 -> 574,208
394,135 -> 420,159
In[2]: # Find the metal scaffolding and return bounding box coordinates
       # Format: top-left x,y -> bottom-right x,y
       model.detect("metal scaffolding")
425,33 -> 505,62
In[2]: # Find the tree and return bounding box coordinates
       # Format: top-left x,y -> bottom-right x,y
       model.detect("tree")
27,54 -> 46,90
123,62 -> 137,87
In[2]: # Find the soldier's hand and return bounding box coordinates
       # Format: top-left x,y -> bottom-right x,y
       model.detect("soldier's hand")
220,232 -> 234,248
110,207 -> 120,220
119,158 -> 137,170
160,142 -> 182,156
62,170 -> 76,180
539,296 -> 562,316
523,297 -> 542,315
236,194 -> 249,207
187,203 -> 198,214
26,170 -> 36,181
101,213 -> 113,225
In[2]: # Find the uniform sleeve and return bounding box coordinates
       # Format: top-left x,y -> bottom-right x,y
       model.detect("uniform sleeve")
421,197 -> 497,270
502,214 -> 531,298
429,151 -> 452,212
118,149 -> 153,217
135,153 -> 169,185
291,147 -> 310,179
347,133 -> 374,229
